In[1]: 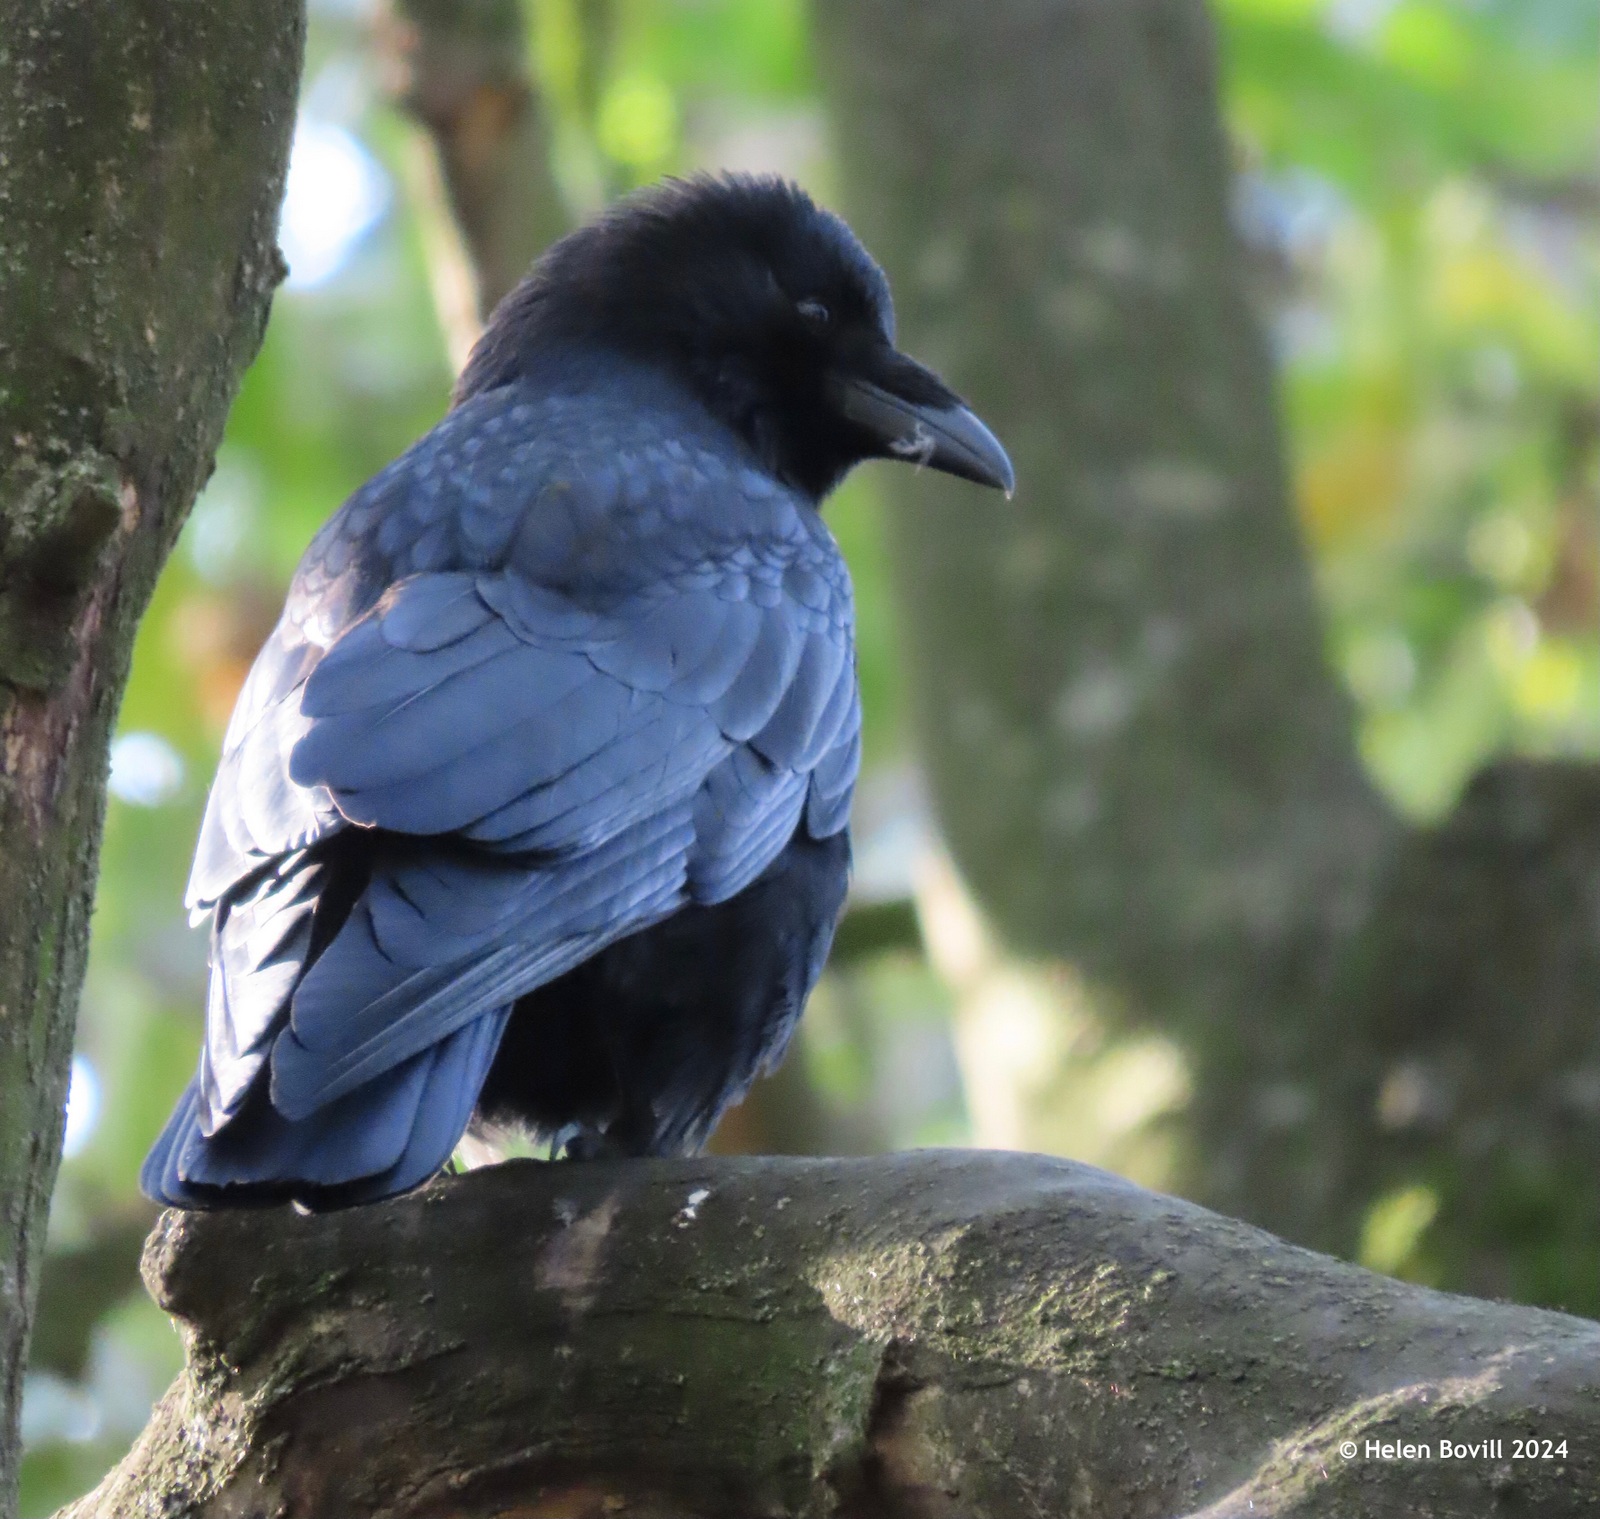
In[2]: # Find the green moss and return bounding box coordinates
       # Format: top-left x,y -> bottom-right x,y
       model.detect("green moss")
809,1225 -> 1153,1376
0,451 -> 122,690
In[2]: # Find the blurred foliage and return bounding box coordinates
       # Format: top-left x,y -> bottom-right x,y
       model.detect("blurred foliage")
1222,0 -> 1599,815
20,0 -> 1596,1510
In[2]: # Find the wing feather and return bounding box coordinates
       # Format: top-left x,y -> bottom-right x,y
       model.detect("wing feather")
168,410 -> 862,1190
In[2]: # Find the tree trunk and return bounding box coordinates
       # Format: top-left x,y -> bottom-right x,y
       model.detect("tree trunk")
64,1154 -> 1600,1518
817,0 -> 1390,989
0,3 -> 304,1506
814,0 -> 1600,1300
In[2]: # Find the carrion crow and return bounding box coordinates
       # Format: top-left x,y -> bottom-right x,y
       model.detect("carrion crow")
142,174 -> 1012,1208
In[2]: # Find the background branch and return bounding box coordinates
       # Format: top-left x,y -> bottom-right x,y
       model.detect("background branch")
377,0 -> 567,359
25,1210 -> 155,1383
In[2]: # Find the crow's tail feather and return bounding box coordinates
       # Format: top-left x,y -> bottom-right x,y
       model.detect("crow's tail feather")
140,1006 -> 508,1210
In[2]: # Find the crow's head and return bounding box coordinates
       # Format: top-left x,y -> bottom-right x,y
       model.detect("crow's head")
456,174 -> 1013,503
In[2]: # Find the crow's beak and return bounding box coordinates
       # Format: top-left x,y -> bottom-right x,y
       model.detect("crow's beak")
831,360 -> 1014,496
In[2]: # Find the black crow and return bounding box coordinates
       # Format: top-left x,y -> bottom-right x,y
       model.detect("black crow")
142,174 -> 1012,1208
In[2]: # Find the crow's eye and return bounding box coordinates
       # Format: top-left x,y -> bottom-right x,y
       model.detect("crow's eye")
796,297 -> 831,326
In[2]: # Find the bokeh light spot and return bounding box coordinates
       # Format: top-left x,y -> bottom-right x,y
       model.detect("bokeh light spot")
62,1054 -> 102,1160
279,117 -> 390,289
107,732 -> 185,808
598,74 -> 678,168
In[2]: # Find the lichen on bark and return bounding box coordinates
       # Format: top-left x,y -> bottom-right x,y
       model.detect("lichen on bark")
0,3 -> 306,1509
61,1155 -> 1600,1519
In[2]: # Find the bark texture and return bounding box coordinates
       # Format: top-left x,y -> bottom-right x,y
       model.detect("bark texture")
0,2 -> 304,1506
815,0 -> 1600,1297
64,1153 -> 1600,1519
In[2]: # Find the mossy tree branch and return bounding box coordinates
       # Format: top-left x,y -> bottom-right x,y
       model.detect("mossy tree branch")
64,1153 -> 1600,1518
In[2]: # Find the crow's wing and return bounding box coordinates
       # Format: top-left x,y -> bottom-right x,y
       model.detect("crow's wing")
183,381 -> 605,917
152,380 -> 862,1203
185,621 -> 341,916
288,561 -> 853,845
185,380 -> 846,907
262,545 -> 856,1119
